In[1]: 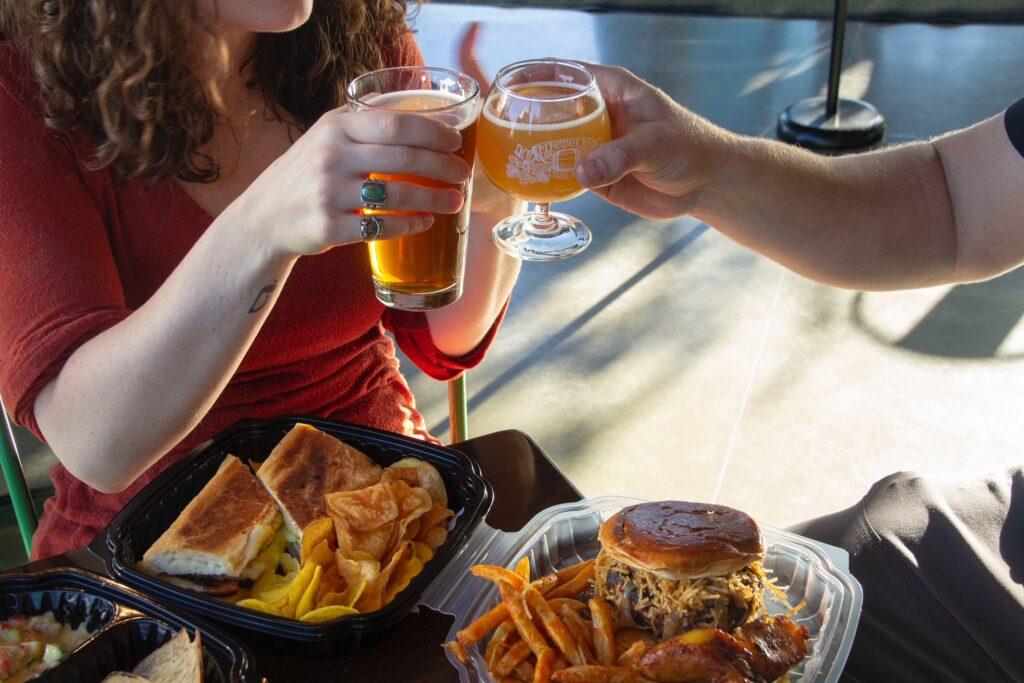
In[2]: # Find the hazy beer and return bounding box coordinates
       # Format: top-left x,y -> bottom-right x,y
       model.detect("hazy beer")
478,82 -> 611,204
347,69 -> 480,310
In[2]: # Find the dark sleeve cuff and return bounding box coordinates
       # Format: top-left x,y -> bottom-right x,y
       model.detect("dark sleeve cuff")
1004,97 -> 1024,158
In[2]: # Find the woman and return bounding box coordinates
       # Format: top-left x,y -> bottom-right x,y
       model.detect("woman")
0,1 -> 520,559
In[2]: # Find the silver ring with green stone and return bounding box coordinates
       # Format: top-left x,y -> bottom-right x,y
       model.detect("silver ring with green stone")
361,179 -> 387,210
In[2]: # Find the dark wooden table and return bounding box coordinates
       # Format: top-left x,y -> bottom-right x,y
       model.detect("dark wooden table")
3,430 -> 581,682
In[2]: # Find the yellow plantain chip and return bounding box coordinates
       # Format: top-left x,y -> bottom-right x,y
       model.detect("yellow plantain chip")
299,605 -> 359,622
383,557 -> 424,605
296,565 -> 322,620
308,539 -> 334,568
235,598 -> 278,616
286,561 -> 317,609
341,578 -> 367,608
301,517 -> 335,562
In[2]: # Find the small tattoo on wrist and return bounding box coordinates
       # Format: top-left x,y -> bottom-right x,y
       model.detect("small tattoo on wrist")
248,281 -> 277,313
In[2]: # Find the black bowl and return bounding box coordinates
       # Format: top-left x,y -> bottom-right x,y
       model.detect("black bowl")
95,415 -> 493,653
0,569 -> 255,681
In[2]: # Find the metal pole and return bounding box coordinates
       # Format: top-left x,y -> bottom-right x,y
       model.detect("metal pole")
825,0 -> 849,118
0,399 -> 37,556
447,375 -> 469,444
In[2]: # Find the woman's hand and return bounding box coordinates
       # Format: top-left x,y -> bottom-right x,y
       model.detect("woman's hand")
574,64 -> 733,220
232,108 -> 473,261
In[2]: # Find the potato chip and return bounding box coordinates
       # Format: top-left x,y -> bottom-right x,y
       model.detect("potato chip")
336,549 -> 380,587
413,541 -> 434,564
299,605 -> 359,622
416,502 -> 455,550
402,518 -> 422,544
235,598 -> 278,615
383,459 -> 448,507
296,565 -> 322,619
327,482 -> 399,536
356,541 -> 413,613
423,525 -> 448,550
384,481 -> 432,558
327,480 -> 431,563
383,556 -> 424,605
301,517 -> 336,561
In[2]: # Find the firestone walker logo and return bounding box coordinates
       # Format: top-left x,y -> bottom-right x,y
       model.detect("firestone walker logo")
506,137 -> 600,185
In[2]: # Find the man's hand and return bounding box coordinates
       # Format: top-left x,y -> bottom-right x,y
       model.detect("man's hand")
575,65 -> 732,219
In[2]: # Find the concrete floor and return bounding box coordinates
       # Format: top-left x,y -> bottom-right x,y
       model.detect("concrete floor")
5,6 -> 1024,569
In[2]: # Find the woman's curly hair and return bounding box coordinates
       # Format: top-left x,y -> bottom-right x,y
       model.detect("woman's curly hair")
1,1 -> 410,184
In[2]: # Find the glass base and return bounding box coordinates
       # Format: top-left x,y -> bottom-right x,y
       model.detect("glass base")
492,210 -> 592,262
374,280 -> 462,311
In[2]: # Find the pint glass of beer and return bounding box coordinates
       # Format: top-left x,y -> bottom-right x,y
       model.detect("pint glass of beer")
346,67 -> 480,310
478,59 -> 611,261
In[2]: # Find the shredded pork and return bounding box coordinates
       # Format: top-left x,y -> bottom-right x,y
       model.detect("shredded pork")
595,550 -> 765,639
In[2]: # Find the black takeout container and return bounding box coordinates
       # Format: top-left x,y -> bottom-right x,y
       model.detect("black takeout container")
94,415 -> 494,652
0,568 -> 255,681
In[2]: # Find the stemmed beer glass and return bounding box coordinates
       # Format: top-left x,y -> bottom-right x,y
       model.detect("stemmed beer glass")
478,59 -> 611,261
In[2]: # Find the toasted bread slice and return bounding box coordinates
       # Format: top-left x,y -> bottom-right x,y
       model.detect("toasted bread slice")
257,424 -> 382,539
141,455 -> 280,580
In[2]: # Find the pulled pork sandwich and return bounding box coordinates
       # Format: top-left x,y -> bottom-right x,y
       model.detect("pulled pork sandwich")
595,501 -> 767,640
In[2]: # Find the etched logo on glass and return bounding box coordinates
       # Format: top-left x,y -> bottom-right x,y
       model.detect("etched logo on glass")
506,137 -> 600,185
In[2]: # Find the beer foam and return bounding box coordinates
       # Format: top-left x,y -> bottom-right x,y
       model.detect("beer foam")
360,89 -> 476,130
482,82 -> 607,132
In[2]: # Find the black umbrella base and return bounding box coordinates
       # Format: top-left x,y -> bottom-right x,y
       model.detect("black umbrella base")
778,96 -> 885,152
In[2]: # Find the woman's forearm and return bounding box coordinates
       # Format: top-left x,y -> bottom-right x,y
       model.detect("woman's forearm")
426,171 -> 523,357
34,210 -> 294,493
694,136 -> 958,291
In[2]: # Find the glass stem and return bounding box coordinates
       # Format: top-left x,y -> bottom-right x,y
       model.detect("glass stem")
527,203 -> 557,235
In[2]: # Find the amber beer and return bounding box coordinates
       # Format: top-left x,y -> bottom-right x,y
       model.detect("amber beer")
358,89 -> 478,309
478,82 -> 612,204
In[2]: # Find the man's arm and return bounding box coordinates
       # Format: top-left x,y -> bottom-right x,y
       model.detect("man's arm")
576,66 -> 1024,291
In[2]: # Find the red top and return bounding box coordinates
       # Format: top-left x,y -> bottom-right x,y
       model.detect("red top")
0,36 -> 504,560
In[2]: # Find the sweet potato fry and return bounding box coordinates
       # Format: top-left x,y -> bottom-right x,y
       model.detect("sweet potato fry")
557,606 -> 595,663
515,556 -> 531,581
474,566 -> 586,666
455,574 -> 559,647
545,564 -> 595,600
486,621 -> 517,671
534,648 -> 555,683
442,639 -> 470,665
513,660 -> 535,681
497,580 -> 552,661
548,559 -> 595,590
550,665 -> 653,683
588,598 -> 616,666
496,640 -> 533,676
548,598 -> 587,613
